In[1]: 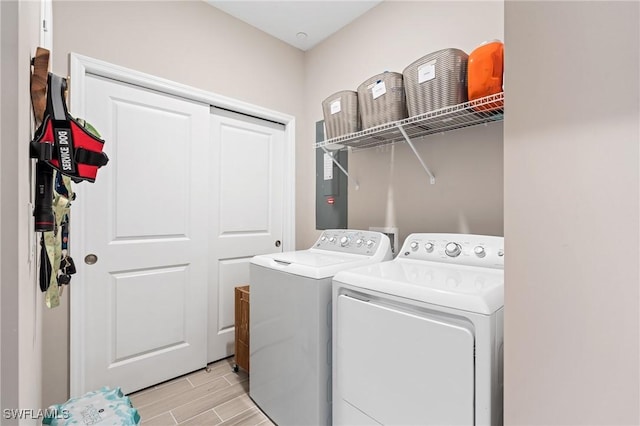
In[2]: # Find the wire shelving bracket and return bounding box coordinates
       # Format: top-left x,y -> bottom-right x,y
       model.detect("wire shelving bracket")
397,123 -> 436,184
320,146 -> 359,190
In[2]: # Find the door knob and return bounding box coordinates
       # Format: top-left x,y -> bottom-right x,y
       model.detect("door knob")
275,240 -> 281,247
84,254 -> 98,265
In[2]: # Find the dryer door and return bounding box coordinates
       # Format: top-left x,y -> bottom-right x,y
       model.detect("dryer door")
335,295 -> 475,425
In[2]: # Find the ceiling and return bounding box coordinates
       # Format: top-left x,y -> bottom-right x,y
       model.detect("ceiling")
205,1 -> 383,51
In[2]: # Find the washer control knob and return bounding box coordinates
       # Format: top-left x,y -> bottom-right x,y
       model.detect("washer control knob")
445,242 -> 462,257
498,249 -> 504,257
424,242 -> 434,253
356,239 -> 364,247
340,236 -> 350,247
366,240 -> 375,248
474,246 -> 486,258
329,237 -> 336,243
320,235 -> 327,242
410,241 -> 419,251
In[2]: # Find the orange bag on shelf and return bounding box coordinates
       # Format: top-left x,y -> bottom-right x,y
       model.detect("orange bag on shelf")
467,40 -> 504,111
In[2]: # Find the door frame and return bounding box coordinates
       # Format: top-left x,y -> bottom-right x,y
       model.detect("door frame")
68,53 -> 296,395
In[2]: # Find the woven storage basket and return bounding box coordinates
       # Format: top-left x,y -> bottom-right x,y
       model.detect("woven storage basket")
322,90 -> 360,139
357,72 -> 407,129
403,48 -> 469,117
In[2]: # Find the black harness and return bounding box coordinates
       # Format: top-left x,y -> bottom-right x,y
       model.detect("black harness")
31,73 -> 109,182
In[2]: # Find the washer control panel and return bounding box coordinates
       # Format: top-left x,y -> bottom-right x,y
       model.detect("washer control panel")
314,229 -> 389,256
400,233 -> 504,269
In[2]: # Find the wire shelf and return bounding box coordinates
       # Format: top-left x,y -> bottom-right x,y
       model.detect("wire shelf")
315,92 -> 504,150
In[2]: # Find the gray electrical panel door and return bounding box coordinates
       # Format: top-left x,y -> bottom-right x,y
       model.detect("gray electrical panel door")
316,121 -> 347,230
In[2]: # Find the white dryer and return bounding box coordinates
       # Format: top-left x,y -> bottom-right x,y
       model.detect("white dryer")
250,229 -> 392,426
333,233 -> 504,426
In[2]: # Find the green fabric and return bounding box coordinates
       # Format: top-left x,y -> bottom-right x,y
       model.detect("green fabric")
44,172 -> 74,308
43,230 -> 59,308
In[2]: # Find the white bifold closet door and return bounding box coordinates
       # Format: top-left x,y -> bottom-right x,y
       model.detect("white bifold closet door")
207,108 -> 285,363
76,74 -> 211,395
74,76 -> 285,395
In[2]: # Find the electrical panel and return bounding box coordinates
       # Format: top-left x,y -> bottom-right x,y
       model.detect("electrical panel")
315,120 -> 347,230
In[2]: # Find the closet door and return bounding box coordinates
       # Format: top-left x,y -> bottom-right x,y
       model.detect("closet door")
208,108 -> 285,363
74,74 -> 210,394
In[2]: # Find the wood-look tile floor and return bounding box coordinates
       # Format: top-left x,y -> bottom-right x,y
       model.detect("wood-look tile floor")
129,357 -> 274,426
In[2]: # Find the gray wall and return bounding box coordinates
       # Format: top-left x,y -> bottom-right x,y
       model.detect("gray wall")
1,0 -> 44,420
503,1 -> 640,423
0,0 -> 20,418
304,1 -> 505,245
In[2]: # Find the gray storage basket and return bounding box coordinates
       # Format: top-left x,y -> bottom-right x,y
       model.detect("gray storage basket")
403,48 -> 469,117
357,72 -> 407,129
322,90 -> 360,139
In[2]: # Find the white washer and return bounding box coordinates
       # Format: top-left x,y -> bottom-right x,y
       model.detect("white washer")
250,229 -> 392,426
333,233 -> 504,426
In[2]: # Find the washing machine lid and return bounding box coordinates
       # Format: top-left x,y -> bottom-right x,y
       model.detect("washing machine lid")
251,249 -> 376,279
333,258 -> 504,314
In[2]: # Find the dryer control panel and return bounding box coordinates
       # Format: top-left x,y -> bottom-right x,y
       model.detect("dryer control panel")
313,229 -> 391,257
400,233 -> 504,269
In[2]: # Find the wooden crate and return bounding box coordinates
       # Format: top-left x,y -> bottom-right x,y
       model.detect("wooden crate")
234,285 -> 250,372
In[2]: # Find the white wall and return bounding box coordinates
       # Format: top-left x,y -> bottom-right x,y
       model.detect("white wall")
1,0 -> 44,423
504,1 -> 639,423
304,1 -> 505,245
0,1 -> 19,420
46,0 -> 305,406
0,0 -> 3,408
